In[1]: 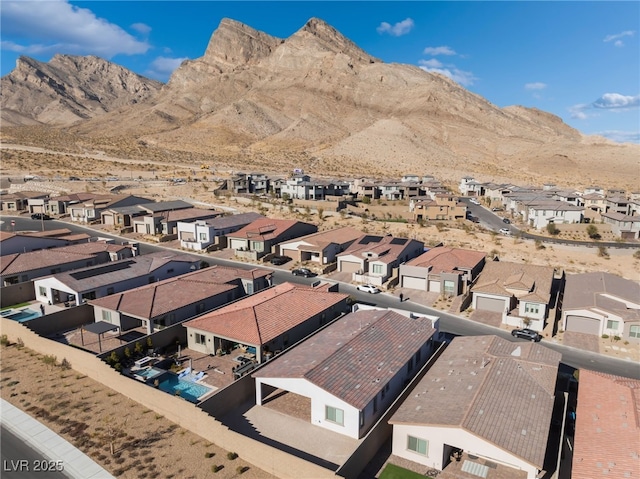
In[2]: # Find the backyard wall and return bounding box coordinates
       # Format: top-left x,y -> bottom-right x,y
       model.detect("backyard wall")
25,304 -> 94,337
0,318 -> 334,479
1,281 -> 36,308
96,322 -> 188,360
199,374 -> 255,417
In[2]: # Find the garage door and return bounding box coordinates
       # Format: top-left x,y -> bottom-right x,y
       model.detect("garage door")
229,239 -> 246,250
565,315 -> 600,335
103,215 -> 114,225
402,276 -> 427,290
281,248 -> 299,261
135,223 -> 146,234
340,260 -> 361,273
476,296 -> 506,313
428,280 -> 441,293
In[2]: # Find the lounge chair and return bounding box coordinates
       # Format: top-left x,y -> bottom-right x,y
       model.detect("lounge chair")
178,367 -> 191,378
194,371 -> 205,381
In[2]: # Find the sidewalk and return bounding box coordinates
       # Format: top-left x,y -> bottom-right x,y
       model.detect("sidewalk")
1,399 -> 114,479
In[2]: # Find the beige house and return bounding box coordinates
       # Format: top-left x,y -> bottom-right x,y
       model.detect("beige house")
277,226 -> 363,264
389,335 -> 561,479
409,195 -> 467,221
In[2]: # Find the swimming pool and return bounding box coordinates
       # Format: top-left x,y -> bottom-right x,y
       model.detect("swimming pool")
157,373 -> 212,403
0,308 -> 41,323
135,366 -> 166,381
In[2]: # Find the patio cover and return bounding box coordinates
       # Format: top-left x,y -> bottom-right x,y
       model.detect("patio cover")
81,321 -> 119,352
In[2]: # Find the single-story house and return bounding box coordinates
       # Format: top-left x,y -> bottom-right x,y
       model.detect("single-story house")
0,229 -> 91,256
177,212 -> 264,251
184,282 -> 349,362
336,235 -> 425,286
471,262 -> 557,331
389,335 -> 561,479
399,247 -> 486,296
33,251 -> 201,306
562,272 -> 640,342
277,226 -> 363,264
227,218 -> 318,261
601,211 -> 640,240
253,309 -> 437,439
43,193 -> 107,216
1,191 -> 49,212
68,194 -> 152,223
571,369 -> 640,479
90,265 -> 271,334
1,241 -> 135,286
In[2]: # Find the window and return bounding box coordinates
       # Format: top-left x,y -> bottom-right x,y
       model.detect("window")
524,303 -> 540,315
407,435 -> 428,456
107,287 -> 114,295
38,286 -> 47,297
246,283 -> 254,295
443,280 -> 455,296
102,310 -> 112,322
325,406 -> 344,426
630,325 -> 640,338
195,333 -> 206,345
199,232 -> 207,241
372,264 -> 384,275
607,319 -> 620,330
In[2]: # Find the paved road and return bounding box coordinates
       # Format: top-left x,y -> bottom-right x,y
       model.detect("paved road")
3,216 -> 639,379
0,426 -> 69,479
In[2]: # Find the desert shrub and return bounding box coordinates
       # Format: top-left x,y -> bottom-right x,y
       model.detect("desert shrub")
212,464 -> 223,473
227,452 -> 238,460
534,240 -> 546,250
597,246 -> 609,258
237,466 -> 248,474
60,358 -> 71,370
205,452 -> 215,458
546,223 -> 560,235
601,334 -> 609,339
0,334 -> 9,346
16,337 -> 24,348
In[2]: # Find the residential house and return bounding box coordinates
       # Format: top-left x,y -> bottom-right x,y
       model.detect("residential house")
458,177 -> 484,196
605,196 -> 630,215
278,174 -> 348,200
410,195 -> 467,221
277,227 -> 363,264
471,262 -> 557,331
1,191 -> 48,212
0,229 -> 91,256
401,174 -> 420,183
581,193 -> 606,222
131,207 -> 221,236
483,183 -> 513,204
601,211 -> 640,240
100,199 -> 193,231
253,309 -> 437,439
399,247 -> 486,296
216,172 -> 271,195
350,179 -> 380,200
571,369 -> 640,479
33,251 -> 201,306
561,272 -> 640,342
44,193 -> 107,216
90,265 -> 271,334
389,335 -> 561,479
337,235 -> 425,286
227,218 -> 317,261
178,212 -> 264,251
525,200 -> 583,230
184,282 -> 349,362
1,242 -> 135,286
68,194 -> 152,223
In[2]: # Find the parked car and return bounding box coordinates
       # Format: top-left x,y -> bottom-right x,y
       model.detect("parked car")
491,207 -> 504,212
31,213 -> 51,220
270,255 -> 291,265
511,328 -> 541,342
503,218 -> 511,224
499,228 -> 511,235
468,216 -> 480,223
357,284 -> 381,294
291,268 -> 316,277
470,198 -> 481,205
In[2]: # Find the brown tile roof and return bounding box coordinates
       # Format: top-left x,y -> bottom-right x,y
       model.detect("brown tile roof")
50,193 -> 107,202
228,218 -> 309,241
472,261 -> 555,304
153,208 -> 221,222
406,247 -> 485,273
564,272 -> 640,323
185,282 -> 348,346
0,242 -> 129,276
338,235 -> 423,265
1,191 -> 48,200
572,369 -> 640,479
280,227 -> 363,252
254,309 -> 436,410
389,335 -> 560,469
89,265 -> 269,319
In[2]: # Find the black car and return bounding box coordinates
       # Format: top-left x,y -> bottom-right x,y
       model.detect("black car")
31,213 -> 51,220
511,328 -> 541,342
291,268 -> 317,278
503,218 -> 511,224
270,255 -> 291,265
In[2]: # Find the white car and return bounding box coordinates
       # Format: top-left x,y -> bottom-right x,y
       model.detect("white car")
470,198 -> 481,205
499,228 -> 511,235
357,284 -> 381,294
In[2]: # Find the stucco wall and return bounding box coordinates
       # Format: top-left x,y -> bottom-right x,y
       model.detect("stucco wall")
25,303 -> 94,337
1,281 -> 36,308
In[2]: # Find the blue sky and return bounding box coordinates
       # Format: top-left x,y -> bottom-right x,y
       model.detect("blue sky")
1,1 -> 638,143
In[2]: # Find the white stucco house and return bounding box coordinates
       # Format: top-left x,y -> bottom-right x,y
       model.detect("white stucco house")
389,335 -> 561,479
526,200 -> 583,230
177,212 -> 263,251
253,309 -> 437,439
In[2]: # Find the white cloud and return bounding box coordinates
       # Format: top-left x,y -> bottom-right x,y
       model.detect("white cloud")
603,30 -> 635,44
614,40 -> 624,48
569,104 -> 591,120
1,0 -> 149,58
419,64 -> 477,87
594,130 -> 640,144
525,82 -> 547,91
131,23 -> 152,36
593,93 -> 640,110
418,59 -> 443,69
145,56 -> 187,80
376,18 -> 414,37
423,46 -> 456,56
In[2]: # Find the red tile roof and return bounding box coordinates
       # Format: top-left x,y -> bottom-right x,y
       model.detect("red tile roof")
406,246 -> 485,273
228,218 -> 307,241
184,282 -> 348,345
572,369 -> 640,479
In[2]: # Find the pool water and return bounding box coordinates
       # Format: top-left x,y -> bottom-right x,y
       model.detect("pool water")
1,308 -> 41,323
136,367 -> 165,380
157,374 -> 212,403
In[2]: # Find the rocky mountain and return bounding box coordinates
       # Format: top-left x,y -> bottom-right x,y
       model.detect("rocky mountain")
1,54 -> 163,126
1,18 -> 637,188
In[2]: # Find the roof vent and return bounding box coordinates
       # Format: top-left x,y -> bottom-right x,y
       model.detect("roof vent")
521,429 -> 527,436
